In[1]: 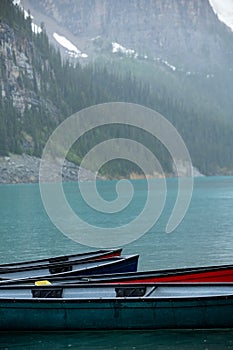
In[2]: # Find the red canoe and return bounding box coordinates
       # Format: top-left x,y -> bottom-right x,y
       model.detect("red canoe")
24,262 -> 233,285
4,261 -> 233,286
89,264 -> 233,283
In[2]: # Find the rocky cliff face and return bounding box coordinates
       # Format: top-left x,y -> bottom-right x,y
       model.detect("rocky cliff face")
0,15 -> 61,156
0,22 -> 57,117
1,22 -> 31,114
26,0 -> 233,71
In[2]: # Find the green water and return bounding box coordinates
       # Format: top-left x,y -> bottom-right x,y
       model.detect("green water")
0,329 -> 233,349
1,177 -> 233,348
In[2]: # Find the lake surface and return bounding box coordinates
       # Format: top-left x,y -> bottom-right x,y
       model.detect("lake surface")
1,176 -> 233,348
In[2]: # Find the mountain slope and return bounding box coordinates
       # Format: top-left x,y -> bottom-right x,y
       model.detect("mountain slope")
1,0 -> 233,177
23,0 -> 233,70
20,0 -> 233,124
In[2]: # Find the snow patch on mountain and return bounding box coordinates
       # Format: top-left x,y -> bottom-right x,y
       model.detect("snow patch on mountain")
112,42 -> 137,58
154,57 -> 177,71
13,0 -> 21,6
31,22 -> 42,34
111,41 -> 178,71
209,0 -> 233,31
53,33 -> 88,58
13,0 -> 42,34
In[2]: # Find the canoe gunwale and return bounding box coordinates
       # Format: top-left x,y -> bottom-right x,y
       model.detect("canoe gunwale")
0,255 -> 138,274
0,248 -> 122,266
0,249 -> 123,273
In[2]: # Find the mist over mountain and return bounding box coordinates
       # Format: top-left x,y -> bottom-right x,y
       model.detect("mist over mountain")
1,0 -> 233,179
23,0 -> 233,71
20,0 -> 233,123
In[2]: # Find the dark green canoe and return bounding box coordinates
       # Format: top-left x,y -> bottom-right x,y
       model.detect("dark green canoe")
0,282 -> 233,330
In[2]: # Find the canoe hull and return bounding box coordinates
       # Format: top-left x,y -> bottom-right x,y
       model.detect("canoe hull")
78,265 -> 233,284
107,267 -> 233,283
0,255 -> 139,280
1,296 -> 233,330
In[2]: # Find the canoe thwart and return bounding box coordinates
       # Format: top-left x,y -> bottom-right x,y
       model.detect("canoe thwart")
32,287 -> 63,298
49,264 -> 73,274
115,286 -> 146,297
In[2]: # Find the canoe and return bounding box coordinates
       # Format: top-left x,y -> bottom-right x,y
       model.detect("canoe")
87,263 -> 233,283
6,261 -> 233,286
0,248 -> 122,269
0,282 -> 233,330
0,255 -> 139,280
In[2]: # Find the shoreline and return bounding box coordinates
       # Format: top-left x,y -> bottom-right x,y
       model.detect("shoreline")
0,154 -> 101,184
2,153 -> 228,185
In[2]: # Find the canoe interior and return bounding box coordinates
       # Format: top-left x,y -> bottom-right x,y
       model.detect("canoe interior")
1,282 -> 233,300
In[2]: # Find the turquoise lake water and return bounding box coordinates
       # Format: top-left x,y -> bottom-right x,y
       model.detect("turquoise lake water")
1,176 -> 233,348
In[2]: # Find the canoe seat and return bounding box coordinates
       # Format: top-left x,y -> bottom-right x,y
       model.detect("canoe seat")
49,264 -> 72,274
35,280 -> 51,286
115,287 -> 146,297
32,287 -> 63,298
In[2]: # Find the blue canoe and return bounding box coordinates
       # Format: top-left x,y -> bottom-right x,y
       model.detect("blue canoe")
0,255 -> 139,280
